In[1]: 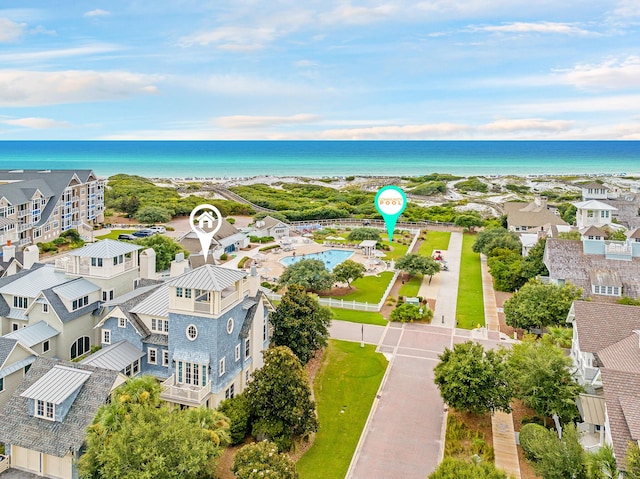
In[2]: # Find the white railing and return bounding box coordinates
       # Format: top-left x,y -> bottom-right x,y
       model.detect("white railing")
0,454 -> 9,473
265,269 -> 400,312
160,375 -> 211,404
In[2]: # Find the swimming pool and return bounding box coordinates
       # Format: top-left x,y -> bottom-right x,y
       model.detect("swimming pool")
280,249 -> 354,271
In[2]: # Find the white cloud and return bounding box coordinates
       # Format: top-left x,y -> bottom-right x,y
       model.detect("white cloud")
215,114 -> 320,129
179,25 -> 277,50
506,94 -> 640,115
322,3 -> 397,25
0,18 -> 26,42
2,117 -> 70,129
84,9 -> 110,18
295,60 -> 318,68
557,56 -> 640,90
178,74 -> 322,97
0,70 -> 160,106
471,21 -> 593,35
482,118 -> 573,132
315,122 -> 469,139
0,43 -> 123,63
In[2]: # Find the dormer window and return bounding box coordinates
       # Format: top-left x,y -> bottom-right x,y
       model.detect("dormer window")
72,296 -> 89,310
36,400 -> 55,420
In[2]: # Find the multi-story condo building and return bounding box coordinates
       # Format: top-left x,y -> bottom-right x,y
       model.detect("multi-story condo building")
0,169 -> 104,248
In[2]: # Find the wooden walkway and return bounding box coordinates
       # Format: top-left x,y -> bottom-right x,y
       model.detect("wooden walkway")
492,411 -> 522,479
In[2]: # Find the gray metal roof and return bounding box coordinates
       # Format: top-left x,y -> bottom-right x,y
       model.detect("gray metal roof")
80,340 -> 145,371
0,356 -> 118,457
0,264 -> 67,297
52,278 -> 100,301
67,239 -> 142,258
129,285 -> 169,318
168,264 -> 246,291
21,364 -> 92,404
41,286 -> 101,324
7,308 -> 27,320
5,321 -> 59,348
101,284 -> 163,307
173,349 -> 210,364
0,355 -> 36,378
0,337 -> 18,368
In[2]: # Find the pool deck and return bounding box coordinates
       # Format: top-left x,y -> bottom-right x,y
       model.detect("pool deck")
251,239 -> 388,281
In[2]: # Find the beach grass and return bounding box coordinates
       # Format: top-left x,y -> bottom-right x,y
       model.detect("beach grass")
326,271 -> 394,304
399,274 -> 423,297
330,308 -> 387,326
418,231 -> 451,257
95,229 -> 135,240
296,340 -> 387,479
456,234 -> 485,329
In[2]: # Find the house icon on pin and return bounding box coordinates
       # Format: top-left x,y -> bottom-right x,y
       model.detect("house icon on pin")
197,211 -> 216,230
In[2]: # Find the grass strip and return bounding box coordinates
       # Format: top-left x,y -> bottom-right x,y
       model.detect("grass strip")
455,234 -> 485,329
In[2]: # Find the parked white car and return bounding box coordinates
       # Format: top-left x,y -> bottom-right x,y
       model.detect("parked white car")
148,225 -> 166,234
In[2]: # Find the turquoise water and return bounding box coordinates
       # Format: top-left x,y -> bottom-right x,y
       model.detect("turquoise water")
280,249 -> 354,271
0,140 -> 639,177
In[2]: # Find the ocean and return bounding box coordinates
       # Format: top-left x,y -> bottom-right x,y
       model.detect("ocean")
0,140 -> 638,179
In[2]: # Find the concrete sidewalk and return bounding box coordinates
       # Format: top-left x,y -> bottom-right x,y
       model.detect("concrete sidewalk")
428,232 -> 462,329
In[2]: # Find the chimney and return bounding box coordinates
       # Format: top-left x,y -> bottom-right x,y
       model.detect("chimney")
248,263 -> 259,297
170,252 -> 188,277
139,248 -> 157,279
22,245 -> 39,269
3,241 -> 15,261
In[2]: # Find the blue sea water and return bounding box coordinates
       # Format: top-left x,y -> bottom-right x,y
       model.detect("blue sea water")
0,141 -> 638,178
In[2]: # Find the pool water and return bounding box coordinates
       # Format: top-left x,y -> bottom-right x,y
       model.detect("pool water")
280,249 -> 354,271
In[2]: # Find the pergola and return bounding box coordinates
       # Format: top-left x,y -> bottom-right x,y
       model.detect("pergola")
359,239 -> 378,257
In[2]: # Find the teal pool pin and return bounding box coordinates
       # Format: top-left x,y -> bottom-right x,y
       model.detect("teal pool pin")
375,186 -> 407,243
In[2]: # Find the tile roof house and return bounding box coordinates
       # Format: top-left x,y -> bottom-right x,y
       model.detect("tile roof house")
0,169 -> 104,249
179,219 -> 249,260
0,357 -> 120,479
93,264 -> 273,409
568,301 -> 640,468
504,195 -> 568,233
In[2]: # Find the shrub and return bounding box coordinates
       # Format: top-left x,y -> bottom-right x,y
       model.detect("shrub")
218,394 -> 252,445
220,253 -> 228,261
237,256 -> 251,269
259,244 -> 280,252
519,423 -> 550,461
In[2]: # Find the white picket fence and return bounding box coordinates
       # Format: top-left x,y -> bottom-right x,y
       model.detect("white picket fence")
265,270 -> 400,312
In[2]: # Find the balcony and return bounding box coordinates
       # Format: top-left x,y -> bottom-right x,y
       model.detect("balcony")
17,210 -> 30,218
605,241 -> 632,261
160,375 -> 211,405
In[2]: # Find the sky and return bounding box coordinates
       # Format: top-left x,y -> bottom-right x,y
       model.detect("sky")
0,1 -> 639,140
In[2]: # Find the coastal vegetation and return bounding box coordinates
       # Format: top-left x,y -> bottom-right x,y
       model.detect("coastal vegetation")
296,340 -> 387,479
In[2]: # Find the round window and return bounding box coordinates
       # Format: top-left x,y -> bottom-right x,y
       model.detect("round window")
186,324 -> 198,341
227,318 -> 234,334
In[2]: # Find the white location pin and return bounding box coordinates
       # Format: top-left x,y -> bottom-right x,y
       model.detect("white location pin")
189,204 -> 223,260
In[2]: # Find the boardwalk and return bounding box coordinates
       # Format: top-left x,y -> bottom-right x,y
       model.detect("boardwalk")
492,411 -> 522,479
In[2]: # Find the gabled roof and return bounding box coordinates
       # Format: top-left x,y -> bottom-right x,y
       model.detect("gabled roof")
627,228 -> 640,240
0,264 -> 67,297
573,200 -> 617,210
52,278 -> 100,301
598,333 -> 640,374
260,216 -> 287,229
129,285 -> 169,319
572,301 -> 640,354
504,201 -> 568,228
0,357 -> 118,457
589,269 -> 622,288
580,226 -> 605,237
582,182 -> 609,190
0,337 -> 18,368
80,340 -> 145,371
168,264 -> 246,291
41,286 -> 101,323
5,320 -> 59,348
67,239 -> 142,258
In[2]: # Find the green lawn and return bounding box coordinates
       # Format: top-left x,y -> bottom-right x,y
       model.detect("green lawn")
330,308 -> 388,326
399,274 -> 422,297
297,340 -> 388,479
418,231 -> 451,257
96,229 -> 135,240
456,234 -> 485,329
379,235 -> 409,260
326,271 -> 394,303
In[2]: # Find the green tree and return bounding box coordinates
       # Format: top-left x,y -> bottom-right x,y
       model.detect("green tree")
395,254 -> 441,279
232,441 -> 299,479
134,234 -> 190,271
278,259 -> 334,293
245,346 -> 318,451
347,228 -> 381,241
557,203 -> 577,225
509,339 -> 583,425
390,303 -> 432,322
333,260 -> 366,288
521,423 -> 587,479
487,247 -> 526,292
585,444 -> 621,479
136,205 -> 172,224
217,393 -> 252,445
79,377 -> 229,479
625,441 -> 640,478
428,457 -> 509,479
454,213 -> 484,232
434,341 -> 513,415
522,238 -> 549,279
472,228 -> 521,256
503,279 -> 582,330
540,326 -> 573,349
270,284 -> 331,364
